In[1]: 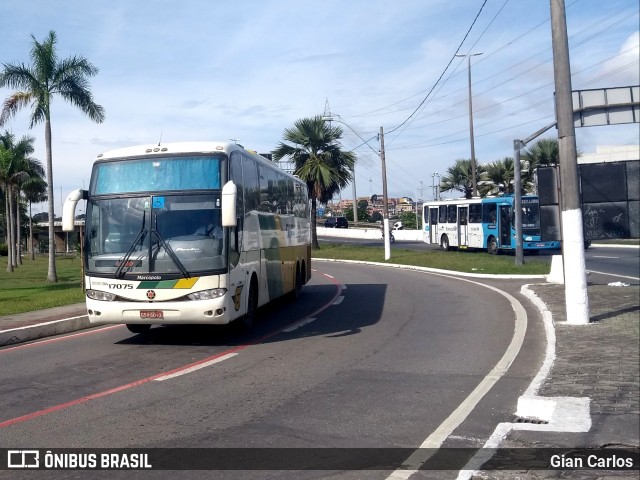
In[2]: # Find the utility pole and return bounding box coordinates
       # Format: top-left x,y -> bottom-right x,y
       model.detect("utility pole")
455,52 -> 482,197
320,112 -> 359,225
550,0 -> 589,324
431,173 -> 440,201
379,126 -> 391,260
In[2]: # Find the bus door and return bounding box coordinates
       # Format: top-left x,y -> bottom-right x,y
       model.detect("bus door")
457,206 -> 468,247
499,205 -> 512,248
429,208 -> 438,244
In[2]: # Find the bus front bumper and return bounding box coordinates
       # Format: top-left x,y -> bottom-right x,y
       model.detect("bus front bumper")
85,296 -> 232,325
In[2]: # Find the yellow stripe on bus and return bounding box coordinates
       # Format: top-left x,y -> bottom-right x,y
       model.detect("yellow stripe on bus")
174,278 -> 199,289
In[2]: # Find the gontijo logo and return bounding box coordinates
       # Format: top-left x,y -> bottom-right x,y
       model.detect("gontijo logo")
8,450 -> 39,468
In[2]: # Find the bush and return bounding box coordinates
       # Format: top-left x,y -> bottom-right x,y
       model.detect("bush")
0,243 -> 7,256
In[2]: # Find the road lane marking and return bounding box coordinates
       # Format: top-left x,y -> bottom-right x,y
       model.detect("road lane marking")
332,296 -> 345,305
282,318 -> 317,333
587,269 -> 639,281
153,353 -> 239,381
387,276 -> 528,479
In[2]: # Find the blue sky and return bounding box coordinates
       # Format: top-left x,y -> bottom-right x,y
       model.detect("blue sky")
1,0 -> 638,209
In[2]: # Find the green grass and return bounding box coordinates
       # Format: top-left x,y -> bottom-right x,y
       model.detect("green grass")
0,255 -> 85,316
312,243 -> 552,275
0,244 -> 550,317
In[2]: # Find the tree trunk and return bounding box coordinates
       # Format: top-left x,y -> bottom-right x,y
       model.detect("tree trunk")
9,188 -> 17,268
29,201 -> 35,260
45,119 -> 58,282
15,188 -> 22,265
5,193 -> 13,272
310,198 -> 319,249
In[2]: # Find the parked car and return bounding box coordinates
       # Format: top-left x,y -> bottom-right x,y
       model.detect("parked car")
324,216 -> 349,228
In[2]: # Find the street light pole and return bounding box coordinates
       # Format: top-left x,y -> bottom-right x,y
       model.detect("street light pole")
379,126 -> 391,260
455,52 -> 482,198
321,115 -> 362,225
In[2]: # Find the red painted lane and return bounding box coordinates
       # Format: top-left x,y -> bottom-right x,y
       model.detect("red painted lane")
0,270 -> 343,429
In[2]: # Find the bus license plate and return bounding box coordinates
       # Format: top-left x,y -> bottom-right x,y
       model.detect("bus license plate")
140,310 -> 163,319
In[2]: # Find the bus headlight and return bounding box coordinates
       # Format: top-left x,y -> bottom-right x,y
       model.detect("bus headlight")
187,288 -> 227,301
86,290 -> 117,301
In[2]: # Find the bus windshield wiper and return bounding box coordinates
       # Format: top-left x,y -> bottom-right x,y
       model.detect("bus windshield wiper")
153,230 -> 190,278
115,212 -> 146,279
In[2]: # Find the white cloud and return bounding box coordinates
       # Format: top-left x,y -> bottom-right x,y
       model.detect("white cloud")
0,0 -> 638,201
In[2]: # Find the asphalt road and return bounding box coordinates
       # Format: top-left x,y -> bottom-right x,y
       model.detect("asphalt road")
0,262 -> 546,479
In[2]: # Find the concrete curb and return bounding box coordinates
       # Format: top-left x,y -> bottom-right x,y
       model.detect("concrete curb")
0,315 -> 93,347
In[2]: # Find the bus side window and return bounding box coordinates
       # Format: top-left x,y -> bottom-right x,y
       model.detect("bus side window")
438,206 -> 447,223
447,205 -> 457,223
483,204 -> 497,224
242,156 -> 260,212
469,204 -> 482,223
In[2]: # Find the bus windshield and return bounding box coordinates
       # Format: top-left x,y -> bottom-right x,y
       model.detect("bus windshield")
521,198 -> 541,233
86,193 -> 226,277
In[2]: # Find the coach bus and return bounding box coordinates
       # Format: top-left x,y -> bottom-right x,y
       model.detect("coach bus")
62,142 -> 311,333
422,195 -> 560,254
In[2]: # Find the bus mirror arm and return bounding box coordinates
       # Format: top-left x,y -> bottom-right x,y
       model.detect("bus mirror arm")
221,181 -> 237,227
62,189 -> 88,232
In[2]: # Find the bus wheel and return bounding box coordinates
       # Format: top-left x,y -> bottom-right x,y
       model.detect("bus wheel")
239,277 -> 258,331
440,235 -> 450,251
291,263 -> 303,301
126,324 -> 151,334
487,236 -> 498,255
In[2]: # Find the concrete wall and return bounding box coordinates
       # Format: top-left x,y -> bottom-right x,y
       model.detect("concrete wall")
317,226 -> 424,242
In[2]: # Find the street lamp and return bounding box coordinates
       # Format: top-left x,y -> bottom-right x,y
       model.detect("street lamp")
321,115 -> 392,259
321,115 -> 359,225
455,52 -> 482,197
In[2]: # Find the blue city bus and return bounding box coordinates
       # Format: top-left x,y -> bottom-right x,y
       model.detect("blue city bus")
422,195 -> 560,254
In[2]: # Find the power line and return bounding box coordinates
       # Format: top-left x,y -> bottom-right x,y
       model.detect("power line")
385,0 -> 489,135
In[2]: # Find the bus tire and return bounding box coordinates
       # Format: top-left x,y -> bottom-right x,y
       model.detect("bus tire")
126,324 -> 151,334
487,236 -> 499,255
239,276 -> 258,331
440,235 -> 450,251
291,262 -> 303,301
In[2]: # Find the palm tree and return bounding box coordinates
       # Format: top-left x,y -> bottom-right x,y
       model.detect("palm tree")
521,138 -> 559,193
0,146 -> 14,271
0,132 -> 39,266
0,30 -> 105,282
0,131 -> 34,272
479,157 -> 515,196
22,175 -> 47,260
440,158 -> 485,199
272,116 -> 355,249
19,154 -> 46,261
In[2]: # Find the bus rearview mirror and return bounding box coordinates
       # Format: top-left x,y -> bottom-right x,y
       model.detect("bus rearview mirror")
221,181 -> 237,227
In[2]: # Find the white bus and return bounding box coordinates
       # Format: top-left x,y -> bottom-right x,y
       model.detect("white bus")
63,142 -> 311,333
422,195 -> 560,254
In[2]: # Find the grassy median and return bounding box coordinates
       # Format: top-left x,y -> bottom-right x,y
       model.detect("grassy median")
313,243 -> 552,275
0,256 -> 85,316
0,245 -> 550,317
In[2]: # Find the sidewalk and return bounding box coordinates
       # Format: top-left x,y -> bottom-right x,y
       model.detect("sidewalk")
0,273 -> 638,478
471,278 -> 639,479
